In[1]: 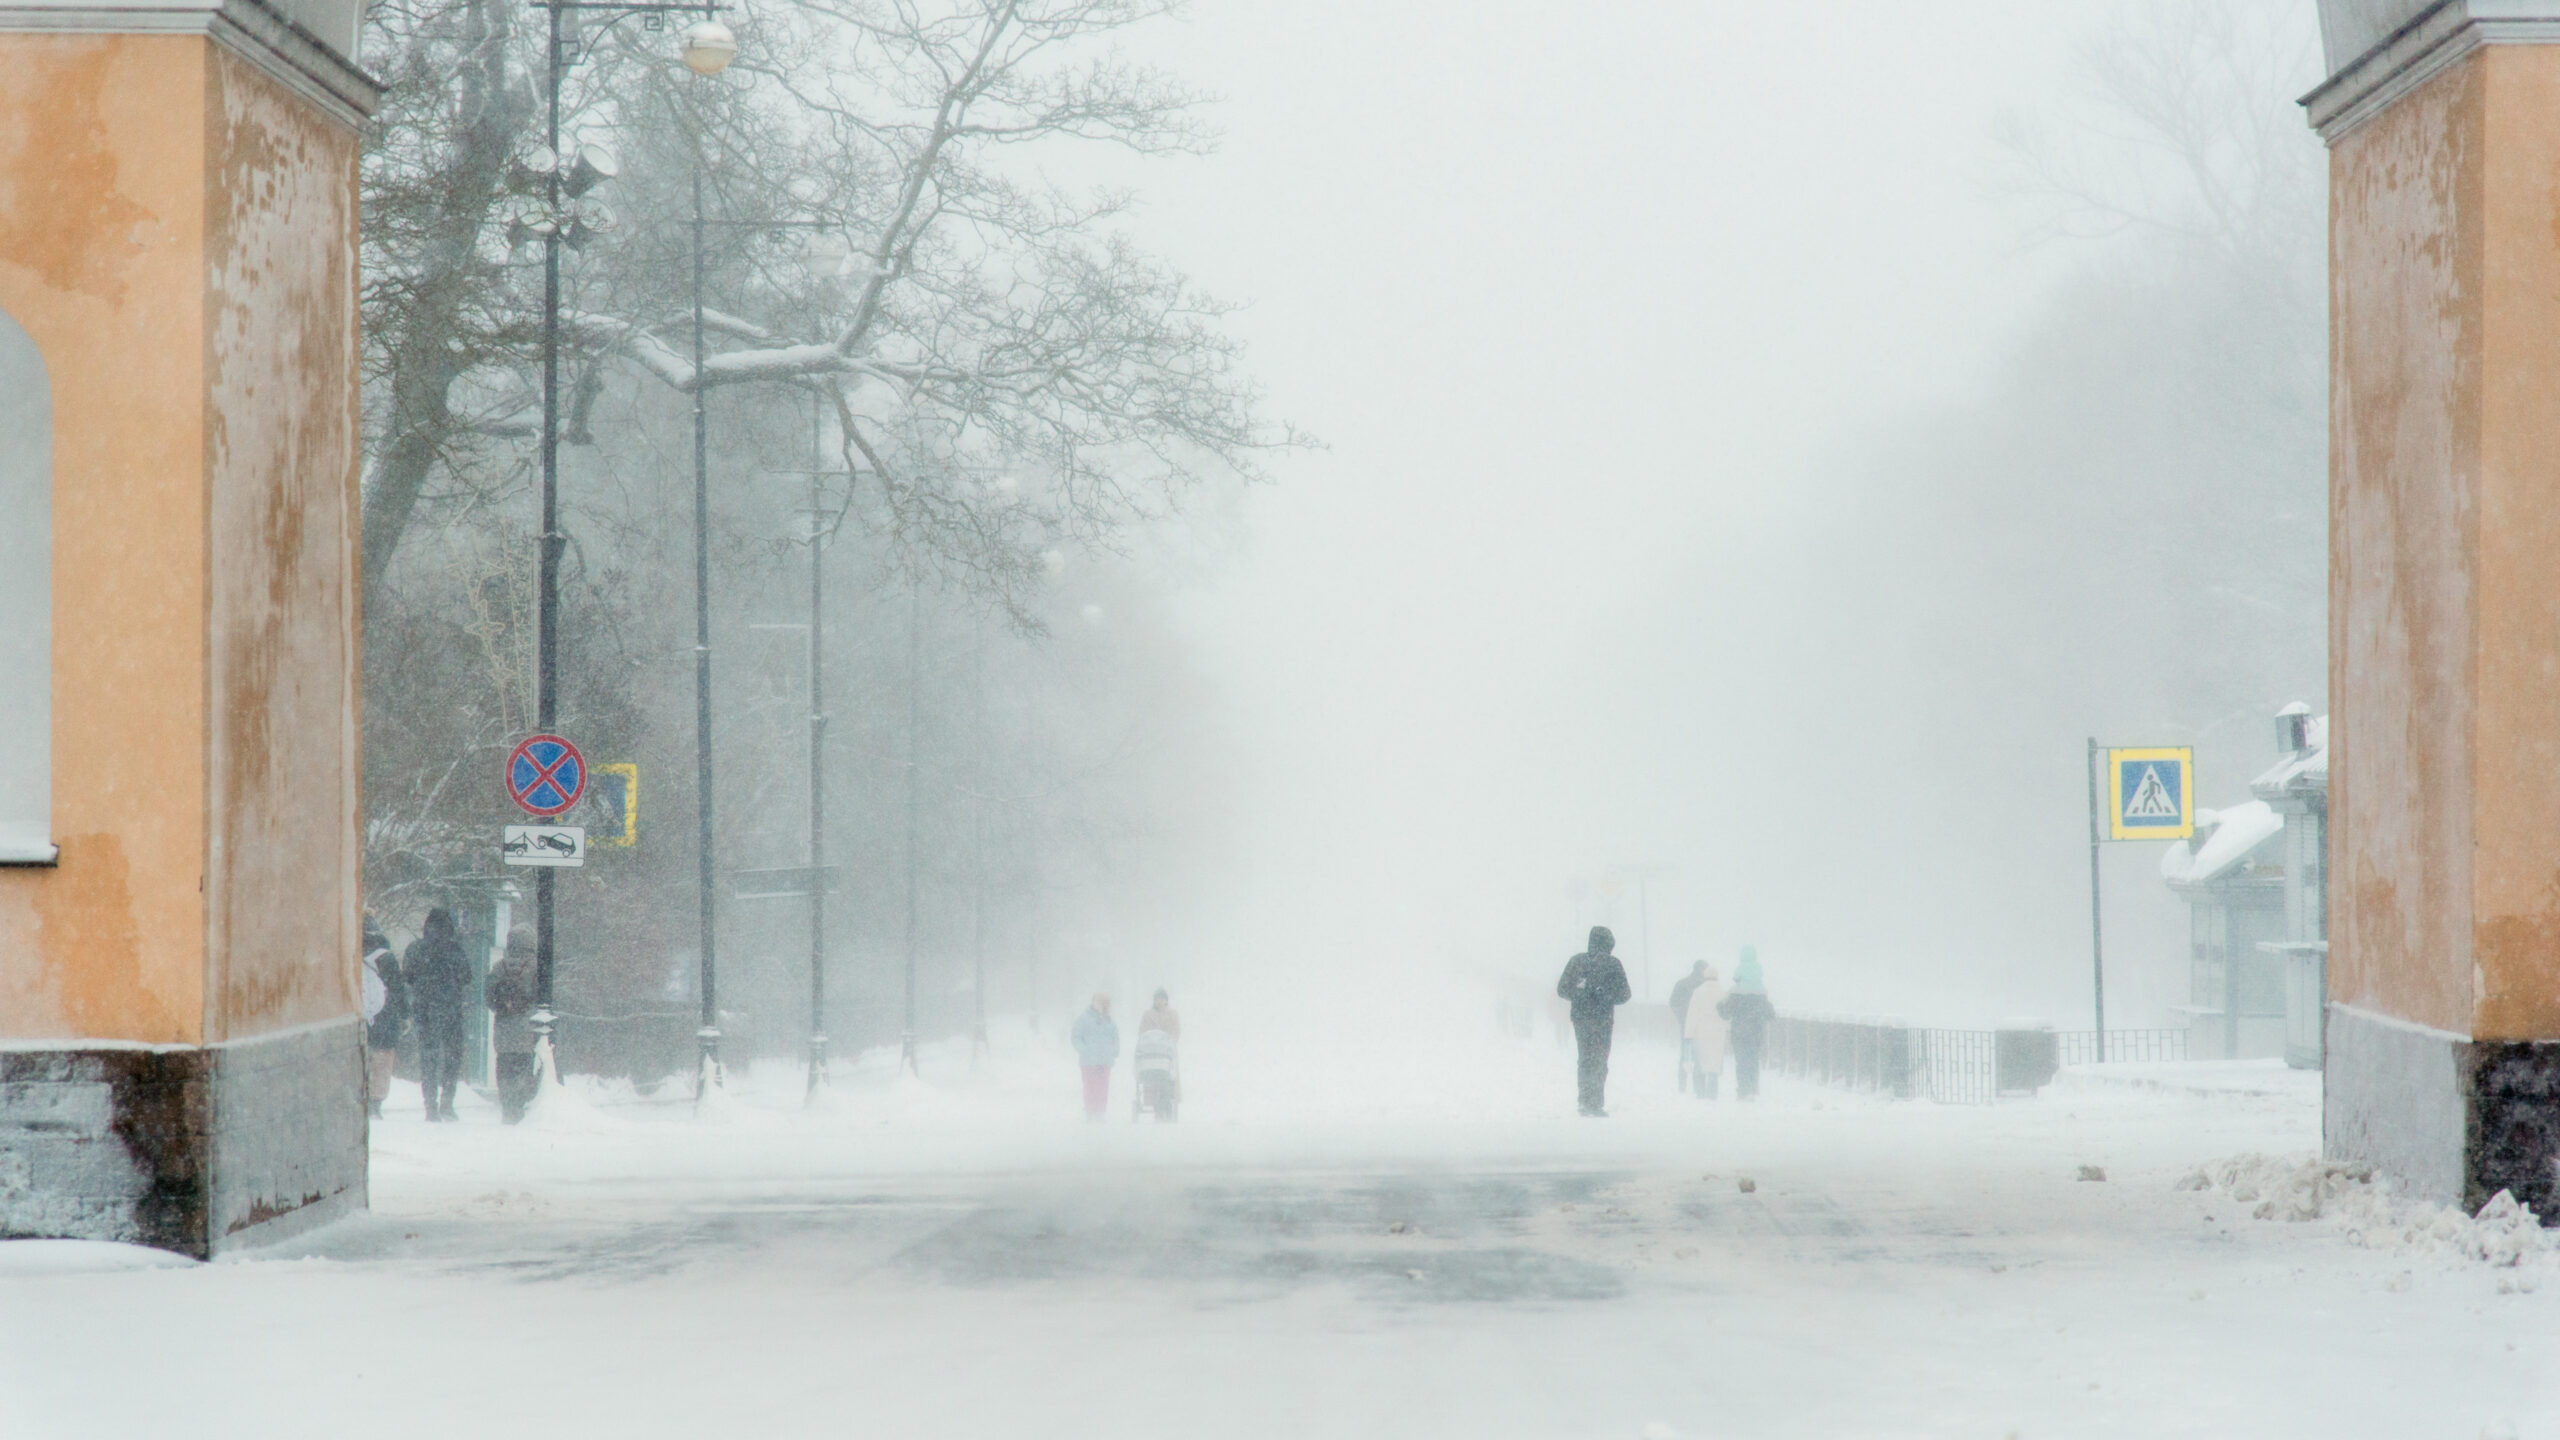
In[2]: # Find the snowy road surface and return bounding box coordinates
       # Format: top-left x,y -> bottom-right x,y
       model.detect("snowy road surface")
4,1031 -> 2555,1438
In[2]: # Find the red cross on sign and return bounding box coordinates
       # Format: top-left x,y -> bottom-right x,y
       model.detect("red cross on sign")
506,734 -> 587,818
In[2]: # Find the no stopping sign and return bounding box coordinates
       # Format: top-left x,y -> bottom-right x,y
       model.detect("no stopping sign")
506,734 -> 587,818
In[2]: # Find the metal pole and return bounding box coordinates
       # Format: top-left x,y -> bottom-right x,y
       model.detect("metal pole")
1637,873 -> 1652,1004
529,0 -> 566,1082
690,140 -> 720,1099
806,399 -> 828,1097
2087,737 -> 2106,1064
970,615 -> 987,1063
900,586 -> 921,1074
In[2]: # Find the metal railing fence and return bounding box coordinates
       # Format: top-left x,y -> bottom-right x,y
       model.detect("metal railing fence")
2055,1028 -> 2188,1067
1768,1017 -> 2189,1105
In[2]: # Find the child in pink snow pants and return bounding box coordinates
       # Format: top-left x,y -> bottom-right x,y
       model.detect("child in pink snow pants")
1071,993 -> 1120,1120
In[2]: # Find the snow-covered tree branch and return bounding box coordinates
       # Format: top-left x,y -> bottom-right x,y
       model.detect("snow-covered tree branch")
359,0 -> 1300,611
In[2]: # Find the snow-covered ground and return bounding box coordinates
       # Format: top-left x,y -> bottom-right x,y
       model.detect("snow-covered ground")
4,1025 -> 2556,1439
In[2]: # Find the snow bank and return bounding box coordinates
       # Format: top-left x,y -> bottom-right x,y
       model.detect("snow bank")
0,1240 -> 196,1276
519,1044 -> 623,1134
2178,1152 -> 2560,1271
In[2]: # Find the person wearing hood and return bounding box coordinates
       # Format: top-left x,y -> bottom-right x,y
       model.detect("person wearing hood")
1716,947 -> 1776,1101
486,925 -> 540,1124
1139,989 -> 1180,1041
1555,925 -> 1633,1116
360,916 -> 404,1119
1668,959 -> 1709,1095
1070,993 -> 1121,1120
1679,960 -> 1727,1100
405,907 -> 473,1122
1138,988 -> 1182,1109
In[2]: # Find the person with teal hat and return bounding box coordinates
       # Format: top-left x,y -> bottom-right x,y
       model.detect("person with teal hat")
1717,946 -> 1776,1101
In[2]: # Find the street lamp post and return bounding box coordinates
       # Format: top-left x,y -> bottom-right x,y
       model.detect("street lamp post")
1603,862 -> 1671,1001
680,7 -> 735,1103
970,615 -> 987,1065
758,443 -> 848,1097
529,0 -> 567,1084
803,451 -> 830,1097
720,234 -> 842,1099
527,0 -> 733,1101
901,585 -> 922,1076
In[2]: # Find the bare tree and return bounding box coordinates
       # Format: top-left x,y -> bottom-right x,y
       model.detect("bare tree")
360,0 -> 539,602
1994,0 -> 2321,267
359,0 -> 1301,615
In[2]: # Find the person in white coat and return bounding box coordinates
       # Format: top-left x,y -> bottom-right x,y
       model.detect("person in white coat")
359,916 -> 402,1119
1682,961 -> 1728,1100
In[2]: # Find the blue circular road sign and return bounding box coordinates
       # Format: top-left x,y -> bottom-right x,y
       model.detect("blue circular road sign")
506,734 -> 587,818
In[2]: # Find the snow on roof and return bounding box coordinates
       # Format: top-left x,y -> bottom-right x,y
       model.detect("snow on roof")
2250,714 -> 2329,797
2161,799 -> 2285,888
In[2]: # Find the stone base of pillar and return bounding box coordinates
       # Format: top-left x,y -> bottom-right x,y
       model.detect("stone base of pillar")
2326,1003 -> 2560,1219
0,1019 -> 367,1258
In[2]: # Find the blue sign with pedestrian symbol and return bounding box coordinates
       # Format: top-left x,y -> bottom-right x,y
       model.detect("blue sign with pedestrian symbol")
2104,747 -> 2193,841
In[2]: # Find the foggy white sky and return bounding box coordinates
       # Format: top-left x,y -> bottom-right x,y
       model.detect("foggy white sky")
1093,3 -> 2240,1019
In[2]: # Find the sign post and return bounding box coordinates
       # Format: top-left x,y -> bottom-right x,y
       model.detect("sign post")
2085,742 -> 2195,1064
506,732 -> 586,1100
2085,739 -> 2105,1063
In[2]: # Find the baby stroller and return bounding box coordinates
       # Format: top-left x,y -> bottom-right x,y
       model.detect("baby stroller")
1131,1027 -> 1179,1122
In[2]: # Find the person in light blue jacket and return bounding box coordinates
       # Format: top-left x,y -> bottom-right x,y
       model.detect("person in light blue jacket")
1071,994 -> 1120,1120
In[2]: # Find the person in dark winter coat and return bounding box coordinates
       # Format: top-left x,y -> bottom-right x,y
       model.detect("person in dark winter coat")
361,917 -> 404,1119
405,908 -> 474,1122
1716,946 -> 1777,1101
1669,959 -> 1710,1095
486,925 -> 539,1124
1555,925 -> 1633,1116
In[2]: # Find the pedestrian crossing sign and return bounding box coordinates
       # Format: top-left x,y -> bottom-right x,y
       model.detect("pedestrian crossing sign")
2105,747 -> 2194,841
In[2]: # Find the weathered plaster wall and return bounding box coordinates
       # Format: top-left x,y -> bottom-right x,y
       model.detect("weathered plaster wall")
0,28 -> 369,1255
2330,46 -> 2560,1044
2329,53 -> 2482,1039
2467,47 -> 2560,1041
0,36 -> 212,1044
0,34 -> 364,1047
202,45 -> 361,1043
2326,1003 -> 2468,1204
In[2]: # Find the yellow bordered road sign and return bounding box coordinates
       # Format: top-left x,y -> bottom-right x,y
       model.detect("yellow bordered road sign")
2105,747 -> 2194,840
588,762 -> 639,847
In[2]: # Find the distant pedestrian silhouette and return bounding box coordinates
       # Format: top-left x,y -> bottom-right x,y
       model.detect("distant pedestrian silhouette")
1717,948 -> 1776,1101
1556,926 -> 1632,1115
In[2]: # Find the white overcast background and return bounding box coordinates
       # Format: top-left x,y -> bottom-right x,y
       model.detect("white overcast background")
1068,1 -> 2315,1028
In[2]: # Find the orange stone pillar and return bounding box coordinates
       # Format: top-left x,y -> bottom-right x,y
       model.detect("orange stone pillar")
0,2 -> 378,1255
2311,1 -> 2560,1213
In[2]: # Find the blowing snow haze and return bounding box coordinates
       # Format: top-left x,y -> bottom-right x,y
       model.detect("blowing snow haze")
1136,0 -> 2323,1033
35,1 -> 2540,1436
339,0 -> 2328,1077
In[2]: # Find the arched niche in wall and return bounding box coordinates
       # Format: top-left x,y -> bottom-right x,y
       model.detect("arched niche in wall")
0,308 -> 50,864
